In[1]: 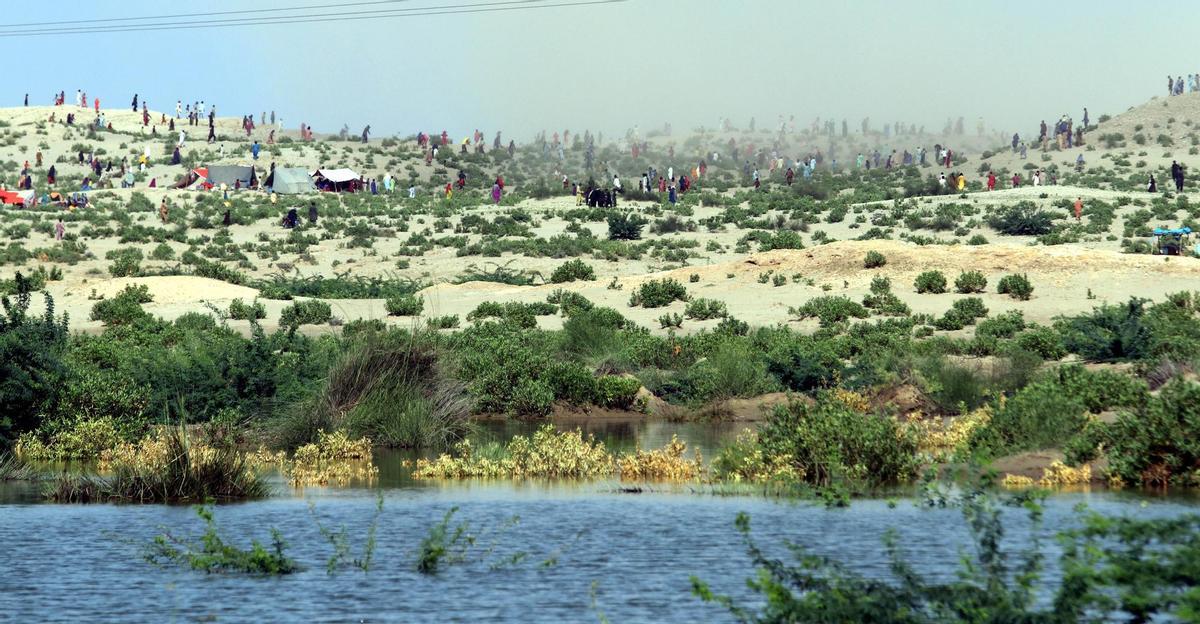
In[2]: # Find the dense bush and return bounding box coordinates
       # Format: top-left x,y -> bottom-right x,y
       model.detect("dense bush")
1068,380 -> 1200,486
0,275 -> 69,444
684,298 -> 728,320
987,202 -> 1055,236
862,250 -> 887,268
279,300 -> 333,327
914,270 -> 947,294
385,294 -> 424,316
715,395 -> 918,487
789,296 -> 868,327
89,285 -> 153,326
549,259 -> 596,283
954,270 -> 987,294
607,213 -> 647,240
629,278 -> 688,308
228,298 -> 266,321
106,247 -> 143,278
997,273 -> 1034,300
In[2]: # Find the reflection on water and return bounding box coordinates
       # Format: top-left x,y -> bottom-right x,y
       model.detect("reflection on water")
6,419 -> 1200,622
2,483 -> 1198,623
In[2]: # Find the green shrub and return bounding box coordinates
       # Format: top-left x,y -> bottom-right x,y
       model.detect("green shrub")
954,271 -> 987,294
976,310 -> 1026,339
89,285 -> 153,326
149,243 -> 175,261
228,298 -> 266,321
914,270 -> 947,294
595,375 -> 641,409
607,213 -> 647,240
788,296 -> 869,327
510,378 -> 554,417
549,259 -> 596,283
1068,380 -> 1200,486
684,297 -> 728,320
545,361 -> 598,406
997,274 -> 1034,300
547,289 -> 594,316
863,250 -> 887,268
714,394 -> 919,487
1016,324 -> 1066,359
279,300 -> 332,327
629,278 -> 688,308
106,247 -> 144,278
987,202 -> 1055,236
385,294 -> 424,316
426,315 -> 459,330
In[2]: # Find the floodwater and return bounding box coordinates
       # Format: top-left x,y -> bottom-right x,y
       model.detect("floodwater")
2,421 -> 1198,623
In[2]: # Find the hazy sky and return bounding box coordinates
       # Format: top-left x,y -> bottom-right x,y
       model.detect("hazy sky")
1,0 -> 1191,140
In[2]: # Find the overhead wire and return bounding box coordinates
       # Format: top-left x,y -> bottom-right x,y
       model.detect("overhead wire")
0,0 -> 626,38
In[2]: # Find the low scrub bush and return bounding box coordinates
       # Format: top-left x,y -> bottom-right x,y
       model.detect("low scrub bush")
954,270 -> 987,294
549,259 -> 596,283
279,300 -> 333,327
997,273 -> 1034,300
788,296 -> 868,327
914,270 -> 947,294
629,278 -> 688,308
228,298 -> 266,321
385,294 -> 424,316
863,250 -> 887,268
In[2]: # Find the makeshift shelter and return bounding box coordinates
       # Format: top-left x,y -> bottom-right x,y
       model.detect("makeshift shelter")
176,168 -> 207,189
267,167 -> 316,194
0,190 -> 26,206
312,168 -> 362,192
206,165 -> 258,189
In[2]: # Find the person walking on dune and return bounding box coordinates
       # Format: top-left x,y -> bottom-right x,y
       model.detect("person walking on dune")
1172,160 -> 1185,192
1073,197 -> 1083,222
132,94 -> 138,111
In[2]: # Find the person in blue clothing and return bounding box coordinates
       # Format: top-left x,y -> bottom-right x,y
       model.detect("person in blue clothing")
668,183 -> 677,204
251,141 -> 260,160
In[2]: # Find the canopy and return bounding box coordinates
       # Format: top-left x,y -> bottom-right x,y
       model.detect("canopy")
0,190 -> 24,206
312,168 -> 359,183
1154,227 -> 1192,236
206,165 -> 257,188
268,167 -> 316,194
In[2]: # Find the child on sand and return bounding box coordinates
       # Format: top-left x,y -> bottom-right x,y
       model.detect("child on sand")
159,198 -> 169,224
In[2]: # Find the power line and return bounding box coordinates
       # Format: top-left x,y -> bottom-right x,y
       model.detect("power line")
1,0 -> 543,36
5,0 -> 425,28
0,0 -> 625,38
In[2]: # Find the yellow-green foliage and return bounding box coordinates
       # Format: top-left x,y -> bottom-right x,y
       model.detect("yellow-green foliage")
906,406 -> 993,462
413,424 -> 704,481
710,428 -> 804,484
617,436 -> 702,481
415,425 -> 612,479
288,430 -> 378,486
15,418 -> 124,461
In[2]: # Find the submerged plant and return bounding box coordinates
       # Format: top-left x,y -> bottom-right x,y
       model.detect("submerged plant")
145,504 -> 298,575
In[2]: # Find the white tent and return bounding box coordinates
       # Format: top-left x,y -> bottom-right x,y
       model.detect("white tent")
312,168 -> 360,183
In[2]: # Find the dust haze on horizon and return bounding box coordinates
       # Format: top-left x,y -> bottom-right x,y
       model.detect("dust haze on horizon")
2,0 -> 1192,142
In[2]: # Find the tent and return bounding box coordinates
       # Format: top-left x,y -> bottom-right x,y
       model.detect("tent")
267,167 -> 316,194
312,168 -> 362,192
176,168 -> 207,189
206,165 -> 258,189
0,190 -> 25,206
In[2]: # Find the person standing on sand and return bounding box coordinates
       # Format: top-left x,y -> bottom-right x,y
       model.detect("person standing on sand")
159,198 -> 169,224
1083,108 -> 1089,129
491,181 -> 502,204
251,141 -> 260,160
987,171 -> 996,191
308,202 -> 318,225
1011,173 -> 1020,188
1172,160 -> 1185,192
132,94 -> 138,111
24,94 -> 28,107
1148,174 -> 1158,193
1074,197 -> 1083,222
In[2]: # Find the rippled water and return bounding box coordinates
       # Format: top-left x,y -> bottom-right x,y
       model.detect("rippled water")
2,421 -> 1198,623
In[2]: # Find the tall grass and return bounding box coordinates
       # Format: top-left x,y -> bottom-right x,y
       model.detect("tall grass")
0,453 -> 35,481
277,333 -> 471,450
46,427 -> 268,503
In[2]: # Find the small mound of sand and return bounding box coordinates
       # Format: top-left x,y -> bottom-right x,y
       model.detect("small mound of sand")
80,276 -> 260,304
